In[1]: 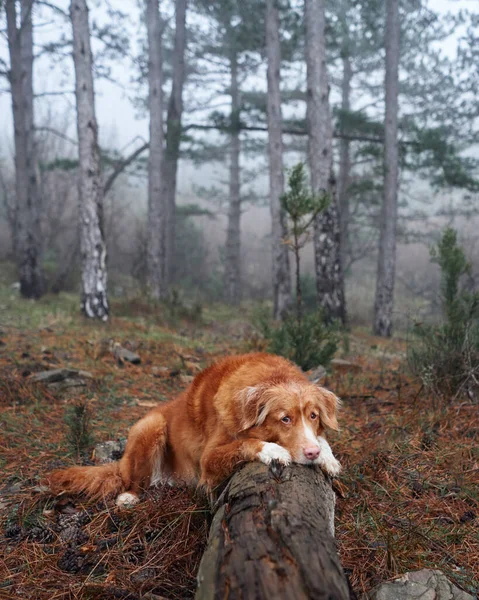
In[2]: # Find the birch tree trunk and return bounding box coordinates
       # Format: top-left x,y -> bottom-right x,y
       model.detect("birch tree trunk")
70,0 -> 109,320
305,0 -> 346,325
146,0 -> 165,300
162,0 -> 187,287
6,0 -> 45,299
224,49 -> 242,305
266,0 -> 292,320
373,0 -> 400,337
338,53 -> 352,276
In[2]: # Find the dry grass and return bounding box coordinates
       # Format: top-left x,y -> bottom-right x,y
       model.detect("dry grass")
2,486 -> 208,599
330,336 -> 479,597
0,308 -> 478,598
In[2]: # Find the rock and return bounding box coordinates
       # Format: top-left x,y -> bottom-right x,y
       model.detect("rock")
31,368 -> 93,395
112,343 -> 141,365
365,569 -> 474,600
330,358 -> 363,374
47,378 -> 89,393
31,368 -> 93,384
151,366 -> 172,378
93,439 -> 127,463
308,365 -> 327,383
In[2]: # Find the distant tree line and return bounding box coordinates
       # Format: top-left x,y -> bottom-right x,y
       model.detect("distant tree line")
0,0 -> 478,336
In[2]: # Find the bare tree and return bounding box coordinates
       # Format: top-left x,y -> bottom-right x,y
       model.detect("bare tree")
224,44 -> 242,304
373,0 -> 400,337
337,0 -> 353,276
146,0 -> 165,300
6,0 -> 45,298
266,0 -> 292,319
70,0 -> 108,319
304,0 -> 346,324
162,0 -> 187,287
338,53 -> 352,276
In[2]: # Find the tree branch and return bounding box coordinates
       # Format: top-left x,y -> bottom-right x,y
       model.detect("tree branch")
35,126 -> 77,146
185,122 -> 385,144
103,142 -> 149,195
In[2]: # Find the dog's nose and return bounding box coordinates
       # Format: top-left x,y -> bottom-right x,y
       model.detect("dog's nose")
303,446 -> 321,461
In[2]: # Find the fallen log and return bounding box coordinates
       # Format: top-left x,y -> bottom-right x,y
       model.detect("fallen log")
196,461 -> 351,600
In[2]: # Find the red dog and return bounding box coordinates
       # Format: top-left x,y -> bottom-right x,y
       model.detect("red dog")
47,353 -> 341,507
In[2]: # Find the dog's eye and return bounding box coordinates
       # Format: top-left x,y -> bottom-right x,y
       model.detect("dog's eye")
310,412 -> 317,420
281,416 -> 291,424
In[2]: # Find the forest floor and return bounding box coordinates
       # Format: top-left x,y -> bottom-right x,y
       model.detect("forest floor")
0,286 -> 478,599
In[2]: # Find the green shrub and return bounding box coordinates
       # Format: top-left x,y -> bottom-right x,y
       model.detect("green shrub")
297,273 -> 318,314
164,287 -> 203,325
408,227 -> 479,401
64,400 -> 94,459
250,164 -> 338,371
254,305 -> 338,371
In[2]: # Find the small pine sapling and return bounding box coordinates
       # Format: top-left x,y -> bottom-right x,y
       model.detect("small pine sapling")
64,400 -> 94,460
281,162 -> 329,322
408,227 -> 479,401
255,163 -> 338,371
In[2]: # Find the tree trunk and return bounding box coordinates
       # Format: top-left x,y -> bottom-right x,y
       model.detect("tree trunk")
373,0 -> 400,337
6,0 -> 45,299
305,0 -> 346,325
196,462 -> 350,600
338,53 -> 352,276
224,50 -> 241,304
70,0 -> 109,320
162,0 -> 187,287
146,0 -> 165,300
266,0 -> 292,320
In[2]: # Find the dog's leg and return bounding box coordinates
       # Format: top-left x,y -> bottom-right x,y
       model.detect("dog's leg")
116,411 -> 167,507
199,438 -> 291,489
314,436 -> 341,476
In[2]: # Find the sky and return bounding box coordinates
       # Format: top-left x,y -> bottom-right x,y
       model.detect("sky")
0,0 -> 474,159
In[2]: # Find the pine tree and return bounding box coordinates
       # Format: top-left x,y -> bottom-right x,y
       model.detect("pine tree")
146,0 -> 165,300
373,0 -> 400,337
6,0 -> 45,299
305,0 -> 346,324
266,0 -> 292,319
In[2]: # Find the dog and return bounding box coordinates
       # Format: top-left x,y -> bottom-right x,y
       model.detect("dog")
47,352 -> 341,507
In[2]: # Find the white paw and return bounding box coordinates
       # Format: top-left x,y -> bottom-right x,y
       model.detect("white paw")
314,436 -> 341,476
257,442 -> 292,466
316,454 -> 342,476
116,492 -> 140,508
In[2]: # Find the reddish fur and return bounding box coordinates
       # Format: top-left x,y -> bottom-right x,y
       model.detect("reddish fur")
46,353 -> 340,501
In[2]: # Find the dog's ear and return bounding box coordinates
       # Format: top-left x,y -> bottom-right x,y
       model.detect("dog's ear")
317,387 -> 341,431
238,385 -> 269,431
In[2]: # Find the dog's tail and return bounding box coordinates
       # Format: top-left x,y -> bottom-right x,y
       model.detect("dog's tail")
46,462 -> 124,500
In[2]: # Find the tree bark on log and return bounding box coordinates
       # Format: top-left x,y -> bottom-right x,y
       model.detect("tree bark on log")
196,462 -> 350,600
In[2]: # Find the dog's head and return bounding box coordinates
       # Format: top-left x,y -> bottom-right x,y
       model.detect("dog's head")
239,380 -> 340,464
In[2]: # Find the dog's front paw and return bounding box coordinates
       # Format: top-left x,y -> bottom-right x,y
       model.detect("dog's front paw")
257,442 -> 291,466
317,454 -> 342,476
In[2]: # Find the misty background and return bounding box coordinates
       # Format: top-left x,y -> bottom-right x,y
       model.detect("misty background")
0,0 -> 478,330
